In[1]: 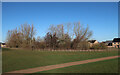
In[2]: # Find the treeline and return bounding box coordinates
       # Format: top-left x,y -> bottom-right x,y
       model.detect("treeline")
6,24 -> 36,48
6,22 -> 107,50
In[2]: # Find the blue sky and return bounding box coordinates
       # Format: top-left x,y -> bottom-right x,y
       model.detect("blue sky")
2,2 -> 118,42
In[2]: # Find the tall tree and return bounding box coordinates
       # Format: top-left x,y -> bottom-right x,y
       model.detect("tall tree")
72,22 -> 92,49
6,23 -> 36,48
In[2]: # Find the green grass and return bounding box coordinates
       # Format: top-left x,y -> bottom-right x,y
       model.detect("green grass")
39,58 -> 118,73
2,48 -> 118,73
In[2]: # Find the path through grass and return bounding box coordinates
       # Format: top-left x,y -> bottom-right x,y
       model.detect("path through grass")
39,58 -> 118,73
2,48 -> 118,73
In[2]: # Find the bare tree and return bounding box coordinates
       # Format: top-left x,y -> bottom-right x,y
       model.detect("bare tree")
6,23 -> 36,49
72,22 -> 92,49
48,24 -> 71,50
44,32 -> 58,50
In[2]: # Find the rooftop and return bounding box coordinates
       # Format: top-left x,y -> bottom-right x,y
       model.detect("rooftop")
113,38 -> 120,42
88,40 -> 96,43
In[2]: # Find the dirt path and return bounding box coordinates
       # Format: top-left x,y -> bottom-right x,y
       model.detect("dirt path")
7,56 -> 120,73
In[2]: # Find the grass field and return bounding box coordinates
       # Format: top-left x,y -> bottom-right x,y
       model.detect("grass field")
39,58 -> 118,73
2,48 -> 119,73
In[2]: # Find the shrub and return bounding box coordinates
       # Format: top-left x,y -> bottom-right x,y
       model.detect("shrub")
99,43 -> 107,49
91,43 -> 107,49
78,41 -> 90,50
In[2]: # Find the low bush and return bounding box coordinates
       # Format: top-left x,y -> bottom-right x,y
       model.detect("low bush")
78,41 -> 90,50
91,43 -> 107,49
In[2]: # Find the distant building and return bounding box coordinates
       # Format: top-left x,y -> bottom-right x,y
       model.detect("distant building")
112,38 -> 120,48
88,40 -> 99,47
102,40 -> 113,48
105,40 -> 113,45
0,42 -> 6,48
102,38 -> 120,48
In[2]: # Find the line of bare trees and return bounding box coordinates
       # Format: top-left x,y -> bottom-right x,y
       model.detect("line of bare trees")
6,24 -> 36,48
6,22 -> 94,50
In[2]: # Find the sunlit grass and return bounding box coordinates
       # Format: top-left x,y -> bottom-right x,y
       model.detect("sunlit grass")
2,48 -> 118,73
